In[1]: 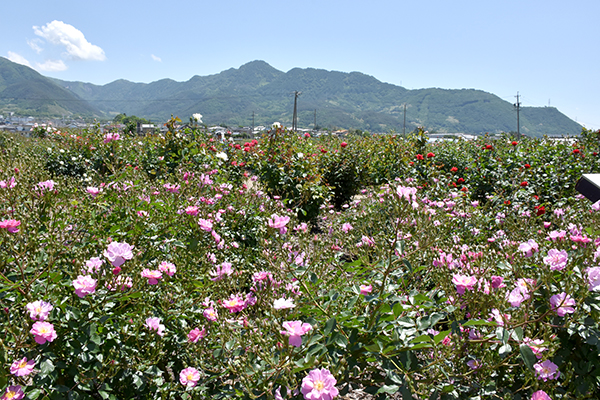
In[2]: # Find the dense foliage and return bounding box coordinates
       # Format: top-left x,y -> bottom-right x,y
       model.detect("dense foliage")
1,124 -> 600,400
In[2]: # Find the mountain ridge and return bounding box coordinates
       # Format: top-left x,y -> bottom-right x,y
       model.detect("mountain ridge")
0,58 -> 582,136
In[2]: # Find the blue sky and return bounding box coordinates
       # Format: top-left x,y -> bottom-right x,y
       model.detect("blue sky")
2,0 -> 599,129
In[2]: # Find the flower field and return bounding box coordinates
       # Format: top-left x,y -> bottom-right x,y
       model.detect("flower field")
1,122 -> 600,400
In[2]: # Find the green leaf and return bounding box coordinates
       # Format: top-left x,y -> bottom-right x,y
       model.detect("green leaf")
27,389 -> 42,400
377,385 -> 400,395
411,335 -> 432,344
511,327 -> 524,342
323,317 -> 336,336
519,344 -> 537,370
433,330 -> 452,345
40,359 -> 55,375
498,343 -> 512,357
463,319 -> 496,327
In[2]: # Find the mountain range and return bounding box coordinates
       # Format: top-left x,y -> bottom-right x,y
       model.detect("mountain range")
0,57 -> 582,136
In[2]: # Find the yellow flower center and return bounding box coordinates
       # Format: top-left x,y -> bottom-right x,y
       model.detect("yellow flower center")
314,380 -> 325,391
18,360 -> 28,368
5,390 -> 16,399
187,373 -> 195,380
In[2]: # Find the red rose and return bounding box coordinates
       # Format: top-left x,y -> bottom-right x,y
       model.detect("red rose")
524,164 -> 531,169
573,149 -> 581,154
450,167 -> 458,173
535,205 -> 546,216
520,181 -> 528,187
457,178 -> 465,184
340,142 -> 348,148
321,148 -> 328,153
485,144 -> 493,150
416,154 -> 424,160
427,152 -> 435,158
511,141 -> 518,146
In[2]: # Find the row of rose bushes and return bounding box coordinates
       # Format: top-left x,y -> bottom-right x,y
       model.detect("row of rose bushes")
0,126 -> 600,399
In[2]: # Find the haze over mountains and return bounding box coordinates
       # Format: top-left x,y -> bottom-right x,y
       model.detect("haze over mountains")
0,57 -> 582,136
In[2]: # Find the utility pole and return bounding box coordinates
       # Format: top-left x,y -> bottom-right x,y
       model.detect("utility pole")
514,92 -> 521,140
402,103 -> 407,137
292,91 -> 302,131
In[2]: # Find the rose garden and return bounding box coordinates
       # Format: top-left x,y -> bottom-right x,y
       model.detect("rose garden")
1,121 -> 600,399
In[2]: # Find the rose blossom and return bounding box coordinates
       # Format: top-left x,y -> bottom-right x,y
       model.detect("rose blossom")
85,257 -> 104,274
103,241 -> 134,267
549,292 -> 576,317
534,359 -> 560,381
179,367 -> 201,387
281,320 -> 312,347
188,327 -> 206,343
1,386 -> 24,400
543,249 -> 568,271
268,215 -> 290,234
518,239 -> 539,257
26,300 -> 53,321
301,368 -> 339,400
30,321 -> 57,344
158,261 -> 176,277
10,357 -> 35,376
0,219 -> 21,233
452,274 -> 477,295
141,269 -> 163,285
222,294 -> 247,313
72,275 -> 97,298
203,307 -> 218,322
273,298 -> 296,310
587,267 -> 600,291
145,317 -> 165,336
531,390 -> 552,400
360,284 -> 372,295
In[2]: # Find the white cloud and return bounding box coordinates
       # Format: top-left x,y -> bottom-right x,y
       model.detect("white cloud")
151,54 -> 162,62
7,51 -> 32,67
27,38 -> 44,54
36,59 -> 68,72
33,20 -> 106,61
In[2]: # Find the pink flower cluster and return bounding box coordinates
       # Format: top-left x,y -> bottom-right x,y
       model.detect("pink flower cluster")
0,177 -> 16,188
103,132 -> 121,143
